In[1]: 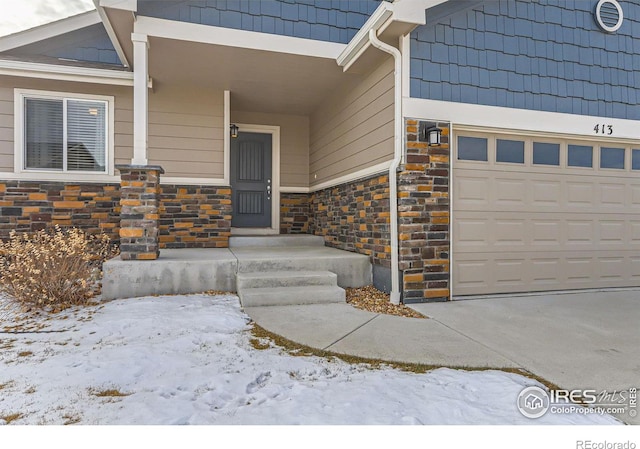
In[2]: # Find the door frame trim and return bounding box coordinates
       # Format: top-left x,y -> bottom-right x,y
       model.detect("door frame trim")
231,123 -> 280,234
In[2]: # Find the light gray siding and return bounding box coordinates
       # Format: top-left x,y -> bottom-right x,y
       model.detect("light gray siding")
0,77 -> 133,173
0,79 -> 225,179
309,56 -> 394,185
147,85 -> 225,179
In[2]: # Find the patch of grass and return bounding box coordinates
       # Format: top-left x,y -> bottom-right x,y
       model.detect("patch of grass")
205,290 -> 237,296
249,337 -> 271,350
17,351 -> 33,357
1,413 -> 22,424
0,381 -> 14,390
90,388 -> 131,398
346,286 -> 427,319
250,324 -> 561,391
63,414 -> 81,425
24,386 -> 36,394
0,339 -> 17,350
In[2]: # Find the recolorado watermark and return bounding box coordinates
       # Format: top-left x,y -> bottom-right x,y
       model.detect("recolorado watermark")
516,385 -> 637,419
576,442 -> 636,449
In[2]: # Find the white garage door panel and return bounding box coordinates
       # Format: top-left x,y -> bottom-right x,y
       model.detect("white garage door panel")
453,134 -> 640,295
454,251 -> 640,295
455,211 -> 640,252
454,169 -> 635,213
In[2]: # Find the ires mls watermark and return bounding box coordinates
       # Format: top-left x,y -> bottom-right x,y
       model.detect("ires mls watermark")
516,385 -> 637,419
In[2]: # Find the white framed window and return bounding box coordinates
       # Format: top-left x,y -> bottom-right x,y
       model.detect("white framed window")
14,89 -> 115,178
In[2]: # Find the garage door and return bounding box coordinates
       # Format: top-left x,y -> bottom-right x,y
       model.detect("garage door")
452,131 -> 640,296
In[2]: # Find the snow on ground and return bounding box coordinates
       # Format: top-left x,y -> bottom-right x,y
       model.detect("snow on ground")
0,294 -> 620,425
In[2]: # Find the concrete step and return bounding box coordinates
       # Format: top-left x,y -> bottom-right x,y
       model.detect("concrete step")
229,235 -> 325,248
239,285 -> 346,307
237,270 -> 337,289
234,248 -> 371,288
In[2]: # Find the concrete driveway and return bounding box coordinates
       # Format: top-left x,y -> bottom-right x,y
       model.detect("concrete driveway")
410,289 -> 640,424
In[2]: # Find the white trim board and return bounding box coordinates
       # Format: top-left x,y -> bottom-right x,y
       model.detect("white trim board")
14,88 -> 116,178
0,10 -> 101,53
223,90 -> 231,185
404,97 -> 640,142
133,16 -> 345,59
309,160 -> 392,193
280,186 -> 310,194
0,59 -> 136,86
99,0 -> 137,12
161,177 -> 228,186
93,0 -> 130,68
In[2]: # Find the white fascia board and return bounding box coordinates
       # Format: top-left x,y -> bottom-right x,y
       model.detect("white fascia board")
336,3 -> 394,69
0,10 -> 101,53
0,59 -> 135,86
93,0 -> 130,68
337,0 -> 449,71
404,97 -> 640,142
392,0 -> 449,24
134,16 -> 345,59
99,0 -> 137,12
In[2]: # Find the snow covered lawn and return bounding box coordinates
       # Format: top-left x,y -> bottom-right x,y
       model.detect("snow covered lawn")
0,294 -> 620,425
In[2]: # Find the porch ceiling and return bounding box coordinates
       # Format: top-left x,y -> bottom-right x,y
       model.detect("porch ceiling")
148,36 -> 362,115
101,5 -> 365,115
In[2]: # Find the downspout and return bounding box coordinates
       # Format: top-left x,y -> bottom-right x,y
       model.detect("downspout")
368,29 -> 403,305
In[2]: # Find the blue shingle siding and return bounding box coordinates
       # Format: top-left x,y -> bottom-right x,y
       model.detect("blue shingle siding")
137,0 -> 381,43
411,0 -> 640,120
4,23 -> 120,65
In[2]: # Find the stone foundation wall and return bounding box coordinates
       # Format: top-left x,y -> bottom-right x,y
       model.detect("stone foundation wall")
280,193 -> 310,234
159,185 -> 232,248
0,181 -> 120,242
399,119 -> 451,302
0,181 -> 232,248
309,174 -> 391,268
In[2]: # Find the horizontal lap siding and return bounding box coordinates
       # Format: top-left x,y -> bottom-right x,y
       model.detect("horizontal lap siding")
0,77 -> 133,173
147,86 -> 224,179
309,57 -> 394,185
231,110 -> 309,189
0,86 -> 12,171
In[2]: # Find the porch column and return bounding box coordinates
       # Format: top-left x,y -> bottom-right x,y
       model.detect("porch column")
116,165 -> 164,260
131,33 -> 149,165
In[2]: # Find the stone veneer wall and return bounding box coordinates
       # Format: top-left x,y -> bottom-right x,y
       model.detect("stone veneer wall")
309,174 -> 391,271
0,181 -> 232,248
398,119 -> 451,302
0,181 -> 120,242
280,193 -> 310,234
159,185 -> 232,248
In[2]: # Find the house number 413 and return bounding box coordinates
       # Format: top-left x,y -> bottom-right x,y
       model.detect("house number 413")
594,124 -> 613,135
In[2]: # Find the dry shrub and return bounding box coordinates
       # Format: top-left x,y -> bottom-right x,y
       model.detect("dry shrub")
0,226 -> 118,310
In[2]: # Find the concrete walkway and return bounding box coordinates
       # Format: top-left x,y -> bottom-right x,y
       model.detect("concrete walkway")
244,289 -> 640,424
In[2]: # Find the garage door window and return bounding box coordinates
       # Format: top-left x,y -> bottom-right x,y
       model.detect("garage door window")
632,149 -> 640,170
600,147 -> 625,169
533,142 -> 560,166
457,136 -> 487,161
496,139 -> 524,163
568,144 -> 593,167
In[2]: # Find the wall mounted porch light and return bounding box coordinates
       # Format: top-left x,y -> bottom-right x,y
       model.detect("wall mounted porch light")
424,126 -> 442,147
230,123 -> 239,138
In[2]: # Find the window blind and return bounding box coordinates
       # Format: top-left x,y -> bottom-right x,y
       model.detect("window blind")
25,98 -> 63,170
66,100 -> 106,171
23,96 -> 107,173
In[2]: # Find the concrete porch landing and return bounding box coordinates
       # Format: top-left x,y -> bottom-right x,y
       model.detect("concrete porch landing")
102,235 -> 372,301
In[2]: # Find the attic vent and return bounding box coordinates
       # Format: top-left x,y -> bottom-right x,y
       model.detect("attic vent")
595,0 -> 623,33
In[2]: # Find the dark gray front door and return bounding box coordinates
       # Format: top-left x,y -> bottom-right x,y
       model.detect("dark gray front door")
231,132 -> 272,228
